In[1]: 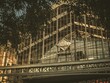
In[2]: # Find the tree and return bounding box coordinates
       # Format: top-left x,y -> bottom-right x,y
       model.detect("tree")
1,0 -> 109,49
0,0 -> 55,48
65,0 -> 110,30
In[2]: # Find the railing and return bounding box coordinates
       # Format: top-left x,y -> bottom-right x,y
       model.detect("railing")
0,59 -> 110,83
0,59 -> 110,76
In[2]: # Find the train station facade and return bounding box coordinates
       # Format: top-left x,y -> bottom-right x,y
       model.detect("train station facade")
17,1 -> 110,65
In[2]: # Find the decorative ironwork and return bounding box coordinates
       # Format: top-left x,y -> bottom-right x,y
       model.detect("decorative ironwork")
0,59 -> 110,77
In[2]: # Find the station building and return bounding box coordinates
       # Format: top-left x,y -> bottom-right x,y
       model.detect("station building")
17,1 -> 110,65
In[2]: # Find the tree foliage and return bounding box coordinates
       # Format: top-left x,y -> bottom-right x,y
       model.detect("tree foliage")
0,0 -> 55,48
66,0 -> 110,29
1,0 -> 110,49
